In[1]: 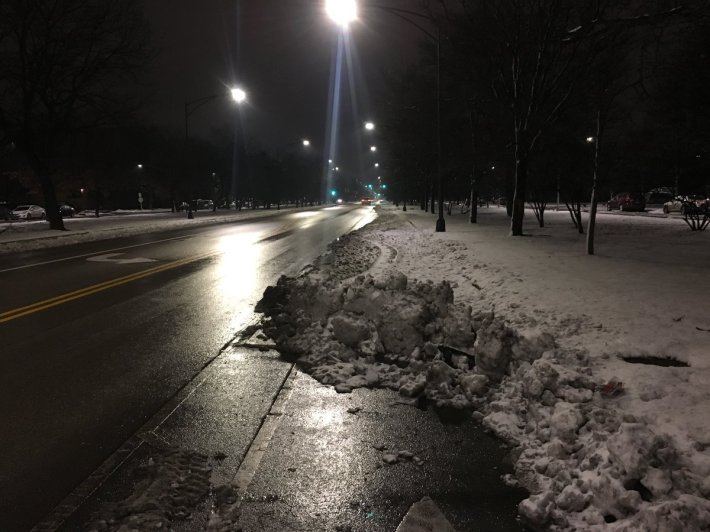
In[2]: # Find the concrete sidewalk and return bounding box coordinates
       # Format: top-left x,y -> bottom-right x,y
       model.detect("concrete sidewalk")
36,330 -> 529,531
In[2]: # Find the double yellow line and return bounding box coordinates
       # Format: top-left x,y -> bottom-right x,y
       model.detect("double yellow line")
0,251 -> 216,324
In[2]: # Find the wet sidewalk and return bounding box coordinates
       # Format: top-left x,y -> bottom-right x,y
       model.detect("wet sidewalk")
35,336 -> 530,531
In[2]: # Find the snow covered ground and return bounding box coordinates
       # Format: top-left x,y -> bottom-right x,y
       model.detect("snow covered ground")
256,205 -> 710,531
5,203 -> 709,530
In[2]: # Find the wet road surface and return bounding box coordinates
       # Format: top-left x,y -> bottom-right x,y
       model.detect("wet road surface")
0,205 -> 373,531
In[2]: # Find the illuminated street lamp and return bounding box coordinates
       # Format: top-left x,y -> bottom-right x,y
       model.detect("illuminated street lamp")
365,121 -> 375,131
303,139 -> 311,147
325,0 -> 357,27
183,85 -> 247,218
185,86 -> 246,139
344,2 -> 444,229
370,146 -> 377,152
231,87 -> 247,103
374,162 -> 379,167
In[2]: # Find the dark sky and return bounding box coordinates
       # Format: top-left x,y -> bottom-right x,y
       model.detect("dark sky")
139,0 -> 422,175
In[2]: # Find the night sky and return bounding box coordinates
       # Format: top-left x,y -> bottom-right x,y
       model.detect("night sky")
140,0 -> 421,176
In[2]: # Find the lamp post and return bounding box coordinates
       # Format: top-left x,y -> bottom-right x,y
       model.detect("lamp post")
184,86 -> 246,140
325,1 -> 444,231
183,86 -> 246,217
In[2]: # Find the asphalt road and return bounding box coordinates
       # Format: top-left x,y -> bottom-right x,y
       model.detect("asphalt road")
0,205 -> 373,531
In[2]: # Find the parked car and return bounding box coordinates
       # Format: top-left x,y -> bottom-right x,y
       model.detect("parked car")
0,202 -> 15,221
194,199 -> 214,210
607,192 -> 645,212
12,204 -> 46,220
663,195 -> 709,215
58,203 -> 75,217
645,191 -> 675,205
361,197 -> 372,206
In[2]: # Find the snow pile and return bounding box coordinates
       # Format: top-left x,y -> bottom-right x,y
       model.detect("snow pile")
257,269 -> 554,408
493,348 -> 710,530
255,208 -> 710,531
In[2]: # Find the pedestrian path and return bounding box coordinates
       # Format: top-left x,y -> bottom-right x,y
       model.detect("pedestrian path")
37,334 -> 527,531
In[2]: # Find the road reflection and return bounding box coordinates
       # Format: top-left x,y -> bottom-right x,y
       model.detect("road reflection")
216,232 -> 262,331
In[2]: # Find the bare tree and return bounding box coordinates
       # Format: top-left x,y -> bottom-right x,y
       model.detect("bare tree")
444,0 -> 686,238
0,0 -> 150,229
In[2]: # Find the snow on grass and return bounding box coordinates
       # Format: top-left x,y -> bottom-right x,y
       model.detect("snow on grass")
255,205 -> 710,531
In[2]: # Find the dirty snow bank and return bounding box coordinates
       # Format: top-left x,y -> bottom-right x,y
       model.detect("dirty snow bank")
84,446 -> 211,530
256,208 -> 710,531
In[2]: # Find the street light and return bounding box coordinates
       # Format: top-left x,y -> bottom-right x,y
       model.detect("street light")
231,87 -> 247,103
323,2 -> 443,225
326,0 -> 357,27
340,2 -> 444,230
185,86 -> 246,140
182,86 -> 247,218
303,139 -> 311,147
370,145 -> 377,152
365,121 -> 375,131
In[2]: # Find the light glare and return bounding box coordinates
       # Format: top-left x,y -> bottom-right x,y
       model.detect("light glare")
326,0 -> 357,27
231,87 -> 247,103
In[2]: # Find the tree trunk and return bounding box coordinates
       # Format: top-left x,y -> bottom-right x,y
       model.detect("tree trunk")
470,186 -> 478,223
30,155 -> 65,231
510,141 -> 528,235
468,108 -> 479,224
586,110 -> 603,255
530,201 -> 546,227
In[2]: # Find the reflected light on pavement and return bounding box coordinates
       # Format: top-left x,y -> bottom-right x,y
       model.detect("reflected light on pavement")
216,233 -> 262,329
308,405 -> 345,429
292,211 -> 320,218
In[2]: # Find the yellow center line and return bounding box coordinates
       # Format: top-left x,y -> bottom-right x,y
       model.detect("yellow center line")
0,250 -> 217,324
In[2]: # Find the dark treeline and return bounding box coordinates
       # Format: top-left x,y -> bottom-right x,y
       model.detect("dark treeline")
0,123 -> 324,215
0,0 -> 323,229
376,0 -> 710,244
